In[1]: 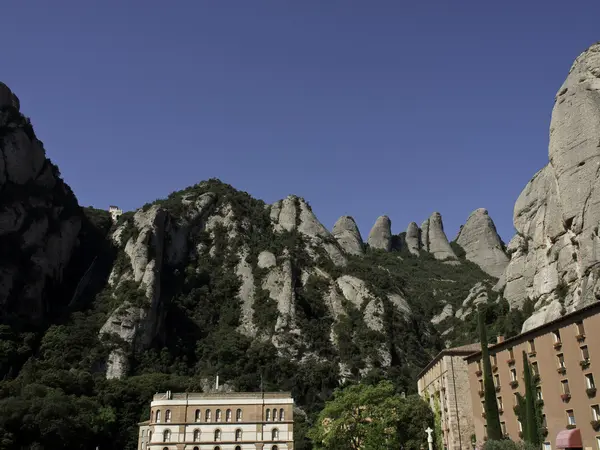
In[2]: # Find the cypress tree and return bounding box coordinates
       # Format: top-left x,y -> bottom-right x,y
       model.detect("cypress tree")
522,351 -> 541,446
478,307 -> 503,440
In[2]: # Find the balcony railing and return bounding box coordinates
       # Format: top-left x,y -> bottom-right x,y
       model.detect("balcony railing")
561,393 -> 571,402
509,380 -> 519,389
587,387 -> 597,397
576,334 -> 586,342
557,367 -> 567,375
554,342 -> 562,350
580,359 -> 591,370
591,420 -> 600,431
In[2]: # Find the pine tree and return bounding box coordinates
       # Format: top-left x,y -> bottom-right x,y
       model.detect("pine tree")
478,307 -> 503,440
522,351 -> 542,446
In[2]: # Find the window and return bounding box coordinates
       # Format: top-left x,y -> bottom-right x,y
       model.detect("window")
562,380 -> 571,395
510,368 -> 517,381
596,437 -> 600,450
193,429 -> 200,442
236,408 -> 242,422
205,409 -> 212,422
266,409 -> 271,421
235,447 -> 241,450
194,447 -> 199,450
214,429 -> 221,441
216,409 -> 222,422
542,414 -> 547,428
165,409 -> 171,423
514,393 -> 519,405
156,409 -> 161,423
532,362 -> 539,375
567,410 -> 576,426
497,397 -> 503,411
517,421 -> 523,432
151,411 -> 154,422
149,431 -> 152,442
484,425 -> 488,438
508,347 -> 514,360
494,374 -> 500,387
142,430 -> 145,437
477,360 -> 482,372
226,409 -> 232,422
529,340 -> 536,354
501,422 -> 507,435
479,379 -> 484,391
557,354 -> 565,368
273,408 -> 279,421
537,386 -> 543,401
280,408 -> 285,421
214,447 -> 220,450
272,446 -> 278,450
272,428 -> 279,440
593,405 -> 600,421
481,400 -> 485,413
582,346 -> 590,361
587,374 -> 596,389
163,430 -> 171,442
543,443 -> 551,450
553,330 -> 561,343
576,321 -> 585,336
491,354 -> 497,366
235,429 -> 242,441
195,409 -> 201,422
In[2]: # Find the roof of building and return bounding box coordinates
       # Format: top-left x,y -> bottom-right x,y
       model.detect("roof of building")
465,300 -> 600,362
417,343 -> 481,380
137,420 -> 150,426
152,391 -> 293,401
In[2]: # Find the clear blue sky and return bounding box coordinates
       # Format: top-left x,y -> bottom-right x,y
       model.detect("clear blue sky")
3,1 -> 599,242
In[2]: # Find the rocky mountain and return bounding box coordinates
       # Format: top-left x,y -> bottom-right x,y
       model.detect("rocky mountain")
495,42 -> 600,331
7,41 -> 600,450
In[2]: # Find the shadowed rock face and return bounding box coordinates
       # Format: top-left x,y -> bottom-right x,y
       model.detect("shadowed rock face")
420,212 -> 457,261
405,222 -> 420,256
456,208 -> 508,278
367,215 -> 392,251
332,216 -> 364,256
499,42 -> 600,331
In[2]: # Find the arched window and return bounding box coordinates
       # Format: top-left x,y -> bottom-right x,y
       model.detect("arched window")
193,429 -> 200,442
216,409 -> 222,422
148,431 -> 152,442
273,408 -> 278,421
151,411 -> 154,422
214,429 -> 221,441
235,447 -> 242,450
163,429 -> 171,442
165,409 -> 172,423
205,409 -> 212,422
156,409 -> 161,423
226,409 -> 232,422
194,447 -> 199,450
214,447 -> 220,450
272,428 -> 279,440
236,408 -> 242,422
195,409 -> 201,422
280,408 -> 285,421
163,447 -> 168,450
235,429 -> 242,441
272,446 -> 279,450
266,409 -> 271,421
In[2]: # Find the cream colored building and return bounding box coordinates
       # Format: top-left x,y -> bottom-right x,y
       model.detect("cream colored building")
418,343 -> 479,450
139,391 -> 294,450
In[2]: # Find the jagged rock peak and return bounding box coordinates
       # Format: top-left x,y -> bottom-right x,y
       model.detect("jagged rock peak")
500,42 -> 600,330
0,82 -> 20,110
405,222 -> 420,256
332,216 -> 364,256
420,212 -> 457,261
456,208 -> 508,278
367,215 -> 392,251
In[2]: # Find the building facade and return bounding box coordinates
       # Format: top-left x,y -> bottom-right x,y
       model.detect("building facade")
417,344 -> 479,450
466,303 -> 600,450
139,391 -> 294,450
109,205 -> 123,222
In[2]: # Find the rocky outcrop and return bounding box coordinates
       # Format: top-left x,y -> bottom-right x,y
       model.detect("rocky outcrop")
405,222 -> 421,256
0,82 -> 82,321
421,212 -> 458,261
456,208 -> 508,277
271,196 -> 346,266
500,43 -> 600,328
100,206 -> 168,378
367,216 -> 392,251
332,216 -> 364,256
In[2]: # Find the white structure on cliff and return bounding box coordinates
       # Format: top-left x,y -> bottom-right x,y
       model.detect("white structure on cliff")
109,205 -> 123,222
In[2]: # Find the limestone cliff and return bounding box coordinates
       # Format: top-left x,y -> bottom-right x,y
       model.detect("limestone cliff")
499,42 -> 600,331
421,212 -> 458,262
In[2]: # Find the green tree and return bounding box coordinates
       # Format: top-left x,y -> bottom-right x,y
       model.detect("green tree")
514,352 -> 543,447
308,381 -> 433,450
478,307 -> 503,440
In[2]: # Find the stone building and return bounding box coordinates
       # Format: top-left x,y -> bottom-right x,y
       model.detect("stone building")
417,343 -> 479,450
109,205 -> 123,222
466,302 -> 600,450
138,391 -> 294,450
